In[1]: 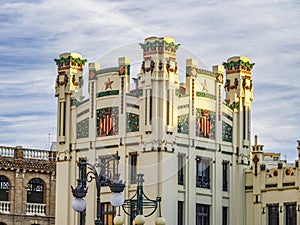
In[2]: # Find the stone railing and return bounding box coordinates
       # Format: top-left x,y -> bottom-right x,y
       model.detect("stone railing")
0,146 -> 14,157
0,145 -> 56,161
23,149 -> 56,161
26,203 -> 46,216
0,201 -> 10,213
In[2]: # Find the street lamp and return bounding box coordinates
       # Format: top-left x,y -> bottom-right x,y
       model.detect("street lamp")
122,174 -> 166,225
71,152 -> 125,225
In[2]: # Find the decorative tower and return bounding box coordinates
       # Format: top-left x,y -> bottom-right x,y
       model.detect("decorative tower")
137,37 -> 180,224
223,56 -> 255,152
54,52 -> 87,225
139,36 -> 180,146
223,56 -> 255,225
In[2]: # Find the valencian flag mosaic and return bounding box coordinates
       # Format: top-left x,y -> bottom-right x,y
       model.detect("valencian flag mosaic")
96,107 -> 119,136
196,109 -> 215,139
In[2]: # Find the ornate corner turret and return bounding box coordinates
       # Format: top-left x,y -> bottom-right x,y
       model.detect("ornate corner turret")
139,36 -> 180,84
54,52 -> 87,145
223,56 -> 254,108
54,53 -> 86,98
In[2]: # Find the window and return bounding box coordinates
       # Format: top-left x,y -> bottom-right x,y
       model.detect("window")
196,204 -> 210,225
285,203 -> 297,225
222,207 -> 228,225
129,153 -> 137,184
196,158 -> 210,189
267,204 -> 279,225
0,175 -> 9,201
178,154 -> 185,185
178,201 -> 184,225
27,178 -> 44,204
222,161 -> 229,191
101,202 -> 116,225
99,155 -> 118,186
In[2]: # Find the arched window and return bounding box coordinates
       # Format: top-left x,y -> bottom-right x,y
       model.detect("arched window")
0,175 -> 9,201
27,178 -> 44,204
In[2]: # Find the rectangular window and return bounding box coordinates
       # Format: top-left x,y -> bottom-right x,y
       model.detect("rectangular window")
99,155 -> 118,186
129,153 -> 137,184
178,201 -> 184,225
222,207 -> 228,225
101,202 -> 116,225
178,154 -> 185,185
222,161 -> 229,191
150,90 -> 153,125
285,203 -> 297,225
196,158 -> 210,189
267,204 -> 279,225
196,204 -> 210,225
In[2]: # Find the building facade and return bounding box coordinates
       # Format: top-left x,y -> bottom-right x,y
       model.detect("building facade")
245,137 -> 300,225
0,145 -> 56,225
54,36 -> 255,225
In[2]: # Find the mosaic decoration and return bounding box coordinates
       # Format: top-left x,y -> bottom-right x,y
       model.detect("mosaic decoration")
96,107 -> 119,137
119,64 -> 130,76
178,114 -> 189,134
196,109 -> 215,139
126,113 -> 139,133
77,118 -> 89,139
196,91 -> 216,100
97,90 -> 119,98
222,121 -> 233,143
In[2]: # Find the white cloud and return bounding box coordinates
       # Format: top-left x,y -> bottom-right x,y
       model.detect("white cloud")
0,0 -> 299,161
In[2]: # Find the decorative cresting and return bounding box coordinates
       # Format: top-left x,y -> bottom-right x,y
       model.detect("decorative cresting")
139,37 -> 180,54
54,56 -> 87,70
223,59 -> 255,74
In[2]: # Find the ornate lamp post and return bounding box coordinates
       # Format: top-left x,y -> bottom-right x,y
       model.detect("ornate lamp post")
121,174 -> 166,225
71,152 -> 125,225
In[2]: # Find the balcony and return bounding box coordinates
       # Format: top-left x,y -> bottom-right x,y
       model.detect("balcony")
26,203 -> 46,216
0,201 -> 10,214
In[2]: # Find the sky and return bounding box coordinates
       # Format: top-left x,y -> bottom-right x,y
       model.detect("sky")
0,0 -> 299,161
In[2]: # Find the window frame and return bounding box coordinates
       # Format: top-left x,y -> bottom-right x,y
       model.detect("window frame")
27,178 -> 45,204
196,203 -> 210,225
267,204 -> 279,225
178,201 -> 184,225
196,157 -> 210,189
98,155 -> 118,186
178,154 -> 185,185
0,175 -> 9,202
222,206 -> 228,225
100,202 -> 116,225
285,203 -> 297,225
129,152 -> 137,184
222,161 -> 229,192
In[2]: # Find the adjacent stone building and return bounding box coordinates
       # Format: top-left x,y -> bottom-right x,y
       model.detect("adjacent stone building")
0,145 -> 56,225
245,137 -> 300,225
54,36 -> 255,225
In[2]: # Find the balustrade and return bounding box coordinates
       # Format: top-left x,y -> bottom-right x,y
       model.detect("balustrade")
0,201 -> 10,213
0,147 -> 14,157
26,203 -> 46,216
